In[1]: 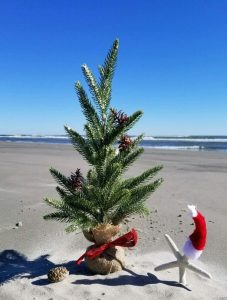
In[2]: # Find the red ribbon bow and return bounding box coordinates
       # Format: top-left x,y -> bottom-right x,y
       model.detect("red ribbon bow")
75,228 -> 138,264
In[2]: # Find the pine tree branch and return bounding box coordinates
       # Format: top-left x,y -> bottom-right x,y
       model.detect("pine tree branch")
110,134 -> 144,166
49,168 -> 75,194
105,187 -> 131,211
82,184 -> 107,220
65,214 -> 98,232
86,169 -> 98,186
105,162 -> 123,187
44,197 -> 63,209
104,110 -> 143,146
122,166 -> 163,189
75,81 -> 102,137
110,201 -> 149,225
81,64 -> 104,114
100,39 -> 119,84
43,211 -> 74,222
131,134 -> 144,147
43,210 -> 97,229
121,148 -> 144,169
123,110 -> 143,132
44,197 -> 100,226
130,179 -> 163,204
108,178 -> 163,224
99,39 -> 119,111
64,126 -> 94,164
56,186 -> 70,198
98,161 -> 123,189
63,194 -> 97,216
84,123 -> 101,152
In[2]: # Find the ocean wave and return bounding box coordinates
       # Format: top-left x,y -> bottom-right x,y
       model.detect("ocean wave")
38,135 -> 68,139
141,136 -> 155,140
143,137 -> 227,142
1,135 -> 227,152
2,135 -> 227,142
0,135 -> 68,139
144,146 -> 205,150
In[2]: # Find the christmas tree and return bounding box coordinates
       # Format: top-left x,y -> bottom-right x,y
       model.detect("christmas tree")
43,39 -> 163,234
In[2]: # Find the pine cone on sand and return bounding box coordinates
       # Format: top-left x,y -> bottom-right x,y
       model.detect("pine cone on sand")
47,266 -> 69,283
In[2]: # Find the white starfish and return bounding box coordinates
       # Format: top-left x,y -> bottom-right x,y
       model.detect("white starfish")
154,234 -> 212,285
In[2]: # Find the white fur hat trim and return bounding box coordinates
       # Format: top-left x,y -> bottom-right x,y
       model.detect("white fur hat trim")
182,239 -> 203,260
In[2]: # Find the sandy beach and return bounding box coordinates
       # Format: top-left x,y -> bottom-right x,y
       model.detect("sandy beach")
0,142 -> 227,299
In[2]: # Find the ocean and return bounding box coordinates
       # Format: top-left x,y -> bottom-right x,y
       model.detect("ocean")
0,135 -> 227,152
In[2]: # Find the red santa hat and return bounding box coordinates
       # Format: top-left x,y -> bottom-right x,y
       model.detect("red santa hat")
182,205 -> 207,260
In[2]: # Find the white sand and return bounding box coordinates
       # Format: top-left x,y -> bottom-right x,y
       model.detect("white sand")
0,143 -> 227,299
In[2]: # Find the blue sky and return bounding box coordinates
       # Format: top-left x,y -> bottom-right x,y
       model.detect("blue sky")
0,0 -> 227,135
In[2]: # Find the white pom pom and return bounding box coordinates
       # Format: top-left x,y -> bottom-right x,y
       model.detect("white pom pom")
187,205 -> 198,218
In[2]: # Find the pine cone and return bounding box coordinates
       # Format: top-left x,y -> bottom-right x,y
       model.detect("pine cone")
110,108 -> 128,126
47,266 -> 69,283
69,168 -> 84,191
118,135 -> 133,152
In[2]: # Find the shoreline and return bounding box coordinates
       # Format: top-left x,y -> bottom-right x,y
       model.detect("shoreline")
1,139 -> 227,153
1,140 -> 227,153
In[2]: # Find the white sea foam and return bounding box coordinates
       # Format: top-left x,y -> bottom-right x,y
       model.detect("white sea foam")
141,136 -> 155,140
143,137 -> 227,142
144,145 -> 204,150
0,135 -> 68,139
40,135 -> 68,139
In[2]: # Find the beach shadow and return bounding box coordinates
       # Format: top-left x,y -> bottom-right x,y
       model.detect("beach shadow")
0,250 -> 191,291
74,267 -> 191,291
0,249 -> 90,286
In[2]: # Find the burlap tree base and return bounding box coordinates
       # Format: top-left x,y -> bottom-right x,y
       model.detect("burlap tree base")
85,245 -> 125,274
82,223 -> 125,274
76,227 -> 137,275
83,223 -> 120,245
